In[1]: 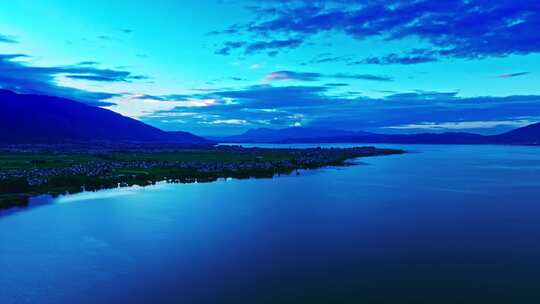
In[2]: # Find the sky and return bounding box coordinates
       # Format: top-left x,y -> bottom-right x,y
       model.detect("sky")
1,0 -> 539,136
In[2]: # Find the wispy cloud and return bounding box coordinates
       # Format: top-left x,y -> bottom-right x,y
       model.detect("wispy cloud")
0,53 -> 147,106
265,71 -> 320,82
0,34 -> 17,44
357,49 -> 439,65
205,119 -> 247,125
496,72 -> 529,78
263,70 -> 393,82
216,38 -> 303,56
385,120 -> 535,130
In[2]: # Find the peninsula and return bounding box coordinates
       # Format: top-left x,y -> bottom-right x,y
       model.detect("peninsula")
0,144 -> 404,209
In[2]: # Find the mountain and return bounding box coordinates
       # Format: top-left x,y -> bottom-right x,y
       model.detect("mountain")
166,131 -> 212,144
491,122 -> 540,144
209,127 -> 372,143
0,89 -> 212,145
279,132 -> 490,144
208,124 -> 540,145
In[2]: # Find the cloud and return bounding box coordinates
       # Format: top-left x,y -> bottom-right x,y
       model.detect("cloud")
325,83 -> 349,87
0,34 -> 17,44
215,41 -> 246,55
140,84 -> 540,135
205,119 -> 247,125
384,91 -> 459,101
216,38 -> 303,56
213,85 -> 334,108
65,71 -> 147,82
497,72 -> 530,78
245,38 -> 303,55
309,55 -> 350,64
263,70 -> 393,82
77,61 -> 99,66
385,119 -> 535,130
207,24 -> 242,36
0,53 -> 149,106
332,73 -> 392,82
265,71 -> 320,81
357,49 -> 439,65
216,1 -> 540,60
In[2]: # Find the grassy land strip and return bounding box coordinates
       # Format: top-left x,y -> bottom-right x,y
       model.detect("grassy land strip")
0,146 -> 404,210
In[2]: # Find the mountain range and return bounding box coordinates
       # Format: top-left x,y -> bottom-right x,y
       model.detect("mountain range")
1,89 -> 539,146
0,89 -> 211,145
210,125 -> 540,145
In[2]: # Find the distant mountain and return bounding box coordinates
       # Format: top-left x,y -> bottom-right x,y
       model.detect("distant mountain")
491,122 -> 540,144
166,131 -> 212,144
208,124 -> 540,145
279,132 -> 490,144
209,127 -> 372,143
0,89 -> 212,145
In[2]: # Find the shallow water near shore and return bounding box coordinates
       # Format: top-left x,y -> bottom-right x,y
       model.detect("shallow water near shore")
2,144 -> 540,303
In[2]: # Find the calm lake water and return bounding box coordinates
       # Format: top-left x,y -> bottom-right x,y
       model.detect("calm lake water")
2,144 -> 540,303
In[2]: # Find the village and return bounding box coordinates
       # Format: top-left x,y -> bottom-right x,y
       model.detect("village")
0,146 -> 403,186
0,145 -> 404,209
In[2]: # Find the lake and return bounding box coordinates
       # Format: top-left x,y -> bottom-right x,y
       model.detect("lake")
2,144 -> 540,303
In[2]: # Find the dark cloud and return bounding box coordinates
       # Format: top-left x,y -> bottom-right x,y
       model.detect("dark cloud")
264,70 -> 393,82
245,38 -> 303,54
216,0 -> 540,60
64,69 -> 147,82
215,41 -> 246,55
497,72 -> 529,78
142,84 -> 540,135
384,91 -> 459,101
332,73 -> 392,82
66,75 -> 120,82
76,61 -> 99,66
265,71 -> 321,81
214,85 -> 334,108
207,24 -> 242,36
357,49 -> 439,65
216,38 -> 303,56
0,34 -> 17,44
0,53 -> 149,106
312,56 -> 349,64
325,83 -> 349,87
300,54 -> 353,66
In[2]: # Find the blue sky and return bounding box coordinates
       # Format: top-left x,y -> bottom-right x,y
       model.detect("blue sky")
1,0 -> 539,135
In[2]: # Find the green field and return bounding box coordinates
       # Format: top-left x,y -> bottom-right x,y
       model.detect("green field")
0,149 -> 306,208
0,150 -> 294,171
0,153 -> 100,170
0,147 -> 404,210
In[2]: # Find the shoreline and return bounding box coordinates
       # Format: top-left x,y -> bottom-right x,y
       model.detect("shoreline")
0,145 -> 405,210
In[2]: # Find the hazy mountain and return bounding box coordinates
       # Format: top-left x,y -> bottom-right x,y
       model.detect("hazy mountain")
490,122 -> 540,144
209,127 -> 372,143
208,124 -> 540,145
278,132 -> 489,144
0,89 -> 211,144
3,88 -> 538,146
